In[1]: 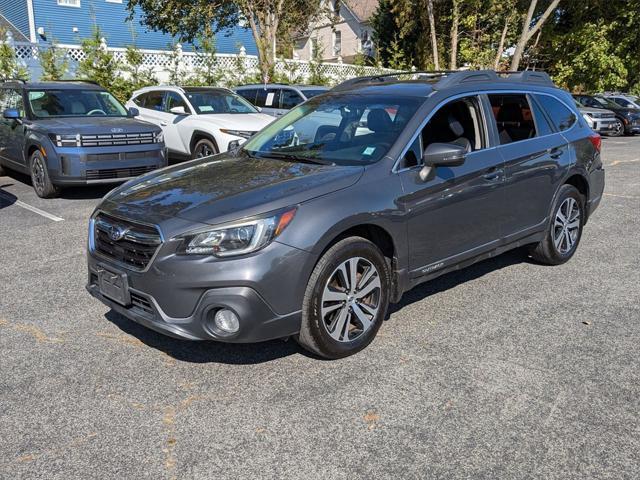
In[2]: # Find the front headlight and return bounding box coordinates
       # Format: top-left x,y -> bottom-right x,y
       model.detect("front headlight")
49,133 -> 80,147
219,129 -> 256,139
178,207 -> 296,257
154,131 -> 164,144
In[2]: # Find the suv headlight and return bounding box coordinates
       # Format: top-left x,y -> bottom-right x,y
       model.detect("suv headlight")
154,131 -> 164,143
219,129 -> 256,139
177,207 -> 296,257
50,133 -> 80,147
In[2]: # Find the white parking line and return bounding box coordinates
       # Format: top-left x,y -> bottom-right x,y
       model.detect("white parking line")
0,192 -> 64,222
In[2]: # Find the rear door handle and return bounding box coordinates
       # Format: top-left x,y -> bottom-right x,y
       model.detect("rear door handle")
548,147 -> 562,159
483,168 -> 503,181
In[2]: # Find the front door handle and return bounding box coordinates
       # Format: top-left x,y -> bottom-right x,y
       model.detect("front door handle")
160,121 -> 168,126
483,169 -> 503,181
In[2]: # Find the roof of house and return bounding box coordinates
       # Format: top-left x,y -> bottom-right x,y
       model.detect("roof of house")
343,0 -> 379,23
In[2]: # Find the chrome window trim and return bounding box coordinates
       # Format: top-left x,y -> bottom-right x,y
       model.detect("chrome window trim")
88,210 -> 165,273
392,89 -> 580,174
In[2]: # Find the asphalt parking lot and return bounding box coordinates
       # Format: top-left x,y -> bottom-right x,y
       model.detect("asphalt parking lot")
1,137 -> 639,480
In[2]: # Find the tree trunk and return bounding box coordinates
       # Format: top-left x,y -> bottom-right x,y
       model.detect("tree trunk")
494,15 -> 509,70
510,0 -> 561,71
450,0 -> 459,70
427,0 -> 439,70
245,3 -> 280,83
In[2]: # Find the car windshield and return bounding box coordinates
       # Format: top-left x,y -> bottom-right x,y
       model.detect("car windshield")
302,90 -> 328,99
27,89 -> 128,118
242,93 -> 422,166
594,96 -> 621,109
185,90 -> 258,114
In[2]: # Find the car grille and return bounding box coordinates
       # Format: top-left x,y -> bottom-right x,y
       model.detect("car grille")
93,212 -> 162,270
86,165 -> 156,180
86,150 -> 159,162
80,132 -> 156,147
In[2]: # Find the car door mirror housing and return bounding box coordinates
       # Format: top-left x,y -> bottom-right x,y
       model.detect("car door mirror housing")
3,108 -> 21,120
169,106 -> 188,115
128,107 -> 140,117
419,143 -> 467,181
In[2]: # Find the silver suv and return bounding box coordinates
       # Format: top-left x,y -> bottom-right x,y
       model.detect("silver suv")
234,84 -> 329,117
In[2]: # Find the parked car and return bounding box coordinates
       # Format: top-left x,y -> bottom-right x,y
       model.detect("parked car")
0,80 -> 166,198
234,84 -> 329,116
601,94 -> 640,110
574,100 -> 617,135
127,86 -> 274,159
574,94 -> 640,136
87,70 -> 604,359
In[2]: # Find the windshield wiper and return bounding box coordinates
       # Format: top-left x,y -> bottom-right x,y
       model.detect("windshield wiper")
256,151 -> 335,166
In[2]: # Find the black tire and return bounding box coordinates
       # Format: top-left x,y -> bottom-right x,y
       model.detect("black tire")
610,119 -> 624,137
296,237 -> 390,359
191,138 -> 218,159
529,184 -> 584,265
30,150 -> 59,198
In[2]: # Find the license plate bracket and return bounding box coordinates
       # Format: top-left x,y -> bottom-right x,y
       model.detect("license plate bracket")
97,265 -> 131,306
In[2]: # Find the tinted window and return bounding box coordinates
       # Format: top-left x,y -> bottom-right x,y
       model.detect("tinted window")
27,89 -> 126,118
488,94 -> 537,144
165,92 -> 188,113
535,94 -> 576,131
256,88 -> 280,108
184,90 -> 257,114
236,88 -> 258,105
529,98 -> 554,136
280,89 -> 303,109
140,91 -> 165,111
302,90 -> 327,99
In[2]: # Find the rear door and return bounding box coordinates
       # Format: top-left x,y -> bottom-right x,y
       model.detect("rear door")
488,92 -> 572,239
162,91 -> 191,154
256,88 -> 283,117
135,90 -> 168,127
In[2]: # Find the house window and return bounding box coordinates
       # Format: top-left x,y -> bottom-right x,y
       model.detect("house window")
333,31 -> 341,57
106,0 -> 123,3
58,0 -> 81,6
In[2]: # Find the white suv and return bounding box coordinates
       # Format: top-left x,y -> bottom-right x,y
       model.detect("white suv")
127,86 -> 274,159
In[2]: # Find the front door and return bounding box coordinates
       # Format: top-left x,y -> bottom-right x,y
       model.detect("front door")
0,88 -> 27,166
397,95 -> 507,276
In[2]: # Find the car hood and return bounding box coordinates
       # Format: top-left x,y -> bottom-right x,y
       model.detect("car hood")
579,106 -> 614,115
193,113 -> 274,131
101,152 -> 364,228
32,116 -> 161,135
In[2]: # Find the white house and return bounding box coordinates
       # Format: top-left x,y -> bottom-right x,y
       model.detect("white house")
294,0 -> 378,64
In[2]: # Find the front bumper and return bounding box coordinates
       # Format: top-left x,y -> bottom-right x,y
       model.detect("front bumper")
591,119 -> 617,134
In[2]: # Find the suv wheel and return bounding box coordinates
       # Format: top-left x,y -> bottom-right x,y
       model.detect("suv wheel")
611,119 -> 624,137
30,150 -> 59,198
296,237 -> 390,359
530,184 -> 584,265
192,138 -> 218,159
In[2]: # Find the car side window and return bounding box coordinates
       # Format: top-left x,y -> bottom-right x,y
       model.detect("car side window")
399,95 -> 485,169
236,89 -> 257,105
165,91 -> 188,113
256,88 -> 280,109
534,94 -> 576,132
488,94 -> 537,144
528,97 -> 554,136
142,91 -> 165,111
280,89 -> 303,109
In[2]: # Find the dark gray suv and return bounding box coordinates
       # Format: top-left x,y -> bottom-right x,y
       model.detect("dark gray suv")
87,71 -> 604,359
0,80 -> 166,198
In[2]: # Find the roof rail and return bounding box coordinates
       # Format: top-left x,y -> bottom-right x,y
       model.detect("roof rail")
332,70 -> 456,91
497,70 -> 554,85
2,78 -> 27,84
49,79 -> 102,86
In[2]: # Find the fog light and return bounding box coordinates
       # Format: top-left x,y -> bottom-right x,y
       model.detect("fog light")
214,309 -> 239,334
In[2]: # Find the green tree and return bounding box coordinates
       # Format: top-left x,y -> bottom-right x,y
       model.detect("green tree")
77,27 -> 119,89
0,28 -> 29,81
39,42 -> 69,81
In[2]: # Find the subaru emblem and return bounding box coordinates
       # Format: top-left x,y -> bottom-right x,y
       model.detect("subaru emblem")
109,225 -> 127,241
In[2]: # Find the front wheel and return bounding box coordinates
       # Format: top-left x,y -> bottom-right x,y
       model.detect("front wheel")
610,119 -> 624,137
529,184 -> 584,265
30,150 -> 59,198
191,138 -> 218,159
296,237 -> 390,359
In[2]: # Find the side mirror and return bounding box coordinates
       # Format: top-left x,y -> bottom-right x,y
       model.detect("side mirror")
128,107 -> 139,117
419,142 -> 467,181
3,108 -> 21,120
169,106 -> 187,115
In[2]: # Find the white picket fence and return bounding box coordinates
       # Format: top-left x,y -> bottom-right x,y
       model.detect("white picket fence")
6,32 -> 396,85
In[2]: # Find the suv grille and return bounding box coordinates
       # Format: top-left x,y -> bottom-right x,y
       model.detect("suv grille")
81,132 -> 156,147
86,166 -> 156,180
93,213 -> 162,270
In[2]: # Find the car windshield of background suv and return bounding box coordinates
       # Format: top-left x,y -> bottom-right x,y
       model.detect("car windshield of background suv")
242,94 -> 422,166
27,90 -> 128,118
185,91 -> 258,115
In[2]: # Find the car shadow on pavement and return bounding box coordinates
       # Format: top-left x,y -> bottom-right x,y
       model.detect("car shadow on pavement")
1,169 -> 115,200
0,184 -> 17,209
389,248 -> 530,315
104,309 -> 309,365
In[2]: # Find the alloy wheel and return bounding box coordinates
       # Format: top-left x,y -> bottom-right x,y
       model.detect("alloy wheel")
31,156 -> 46,195
612,119 -> 624,136
553,197 -> 580,254
320,257 -> 381,342
195,143 -> 214,158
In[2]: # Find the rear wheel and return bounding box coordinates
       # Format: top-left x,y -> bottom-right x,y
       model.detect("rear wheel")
296,237 -> 390,359
611,119 -> 624,137
530,184 -> 584,265
30,150 -> 59,198
191,138 -> 218,159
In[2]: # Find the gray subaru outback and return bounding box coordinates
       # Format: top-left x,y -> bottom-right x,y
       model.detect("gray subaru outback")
0,80 -> 166,198
87,71 -> 604,359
